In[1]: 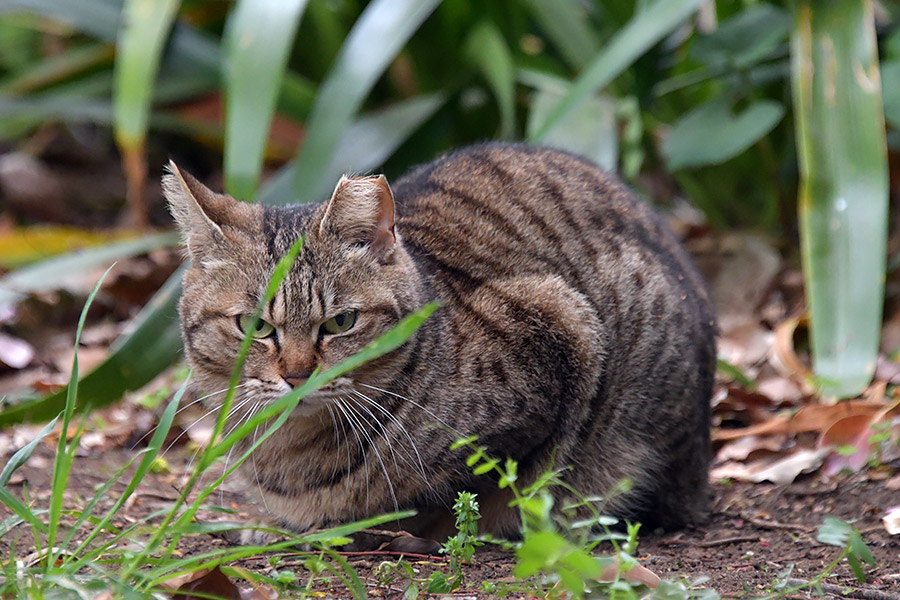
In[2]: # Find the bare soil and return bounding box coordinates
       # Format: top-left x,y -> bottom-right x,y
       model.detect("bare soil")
2,440 -> 898,599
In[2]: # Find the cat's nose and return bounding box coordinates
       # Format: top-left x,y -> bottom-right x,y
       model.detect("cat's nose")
283,371 -> 313,388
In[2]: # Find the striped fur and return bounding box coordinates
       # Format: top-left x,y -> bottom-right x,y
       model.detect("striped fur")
164,143 -> 716,538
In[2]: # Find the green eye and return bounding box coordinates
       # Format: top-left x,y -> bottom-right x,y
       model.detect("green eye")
237,315 -> 275,338
322,310 -> 358,335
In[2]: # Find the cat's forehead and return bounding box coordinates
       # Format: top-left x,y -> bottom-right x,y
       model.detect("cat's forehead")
261,203 -> 320,258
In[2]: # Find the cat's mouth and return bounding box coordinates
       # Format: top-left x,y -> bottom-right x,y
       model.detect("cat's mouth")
264,376 -> 356,418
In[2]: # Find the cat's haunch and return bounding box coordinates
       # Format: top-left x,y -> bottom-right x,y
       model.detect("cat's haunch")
165,143 -> 716,538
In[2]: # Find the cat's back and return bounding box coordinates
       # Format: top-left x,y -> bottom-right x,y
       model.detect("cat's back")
391,143 -> 712,321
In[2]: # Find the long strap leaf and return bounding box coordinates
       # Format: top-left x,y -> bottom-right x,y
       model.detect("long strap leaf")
291,0 -> 442,201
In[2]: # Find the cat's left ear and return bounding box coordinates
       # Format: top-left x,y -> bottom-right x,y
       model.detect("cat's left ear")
320,175 -> 396,261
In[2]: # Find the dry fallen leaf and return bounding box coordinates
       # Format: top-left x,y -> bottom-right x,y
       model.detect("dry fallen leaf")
770,317 -> 813,385
172,566 -> 241,600
0,332 -> 34,369
710,448 -> 828,485
714,399 -> 887,441
715,434 -> 786,463
599,557 -> 660,588
883,506 -> 900,535
819,414 -> 875,476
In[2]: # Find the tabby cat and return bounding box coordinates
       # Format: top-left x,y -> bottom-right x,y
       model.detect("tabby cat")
164,143 -> 716,538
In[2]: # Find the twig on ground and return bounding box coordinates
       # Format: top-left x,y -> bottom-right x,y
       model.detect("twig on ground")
697,535 -> 760,547
785,578 -> 900,600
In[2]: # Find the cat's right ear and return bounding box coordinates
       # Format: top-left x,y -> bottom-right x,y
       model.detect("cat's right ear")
162,161 -> 229,263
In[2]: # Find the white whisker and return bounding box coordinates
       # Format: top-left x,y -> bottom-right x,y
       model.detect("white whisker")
358,382 -> 462,436
341,399 -> 400,515
332,398 -> 371,513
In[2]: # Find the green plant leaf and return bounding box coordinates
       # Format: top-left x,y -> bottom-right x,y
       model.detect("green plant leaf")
260,93 -> 446,205
465,21 -> 515,139
527,83 -> 617,172
113,0 -> 181,150
291,0 -> 441,201
520,0 -> 599,70
792,0 -> 888,398
0,232 -> 178,307
881,60 -> 900,129
223,0 -> 309,200
2,0 -> 218,72
662,98 -> 785,170
529,0 -> 705,142
0,267 -> 184,426
816,516 -> 851,547
0,416 -> 57,486
691,3 -> 790,69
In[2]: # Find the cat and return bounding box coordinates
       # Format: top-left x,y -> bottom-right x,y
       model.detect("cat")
163,143 -> 717,539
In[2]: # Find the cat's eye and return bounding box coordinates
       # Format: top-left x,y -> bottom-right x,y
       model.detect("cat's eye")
321,310 -> 358,335
237,315 -> 276,338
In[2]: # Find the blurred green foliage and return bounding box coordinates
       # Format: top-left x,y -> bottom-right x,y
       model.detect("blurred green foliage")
5,0 -> 881,227
0,0 -> 898,416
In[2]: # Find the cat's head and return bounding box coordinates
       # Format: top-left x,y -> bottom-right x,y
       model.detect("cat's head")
163,163 -> 425,419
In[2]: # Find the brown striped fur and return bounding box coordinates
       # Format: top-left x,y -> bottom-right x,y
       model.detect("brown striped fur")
164,143 -> 716,537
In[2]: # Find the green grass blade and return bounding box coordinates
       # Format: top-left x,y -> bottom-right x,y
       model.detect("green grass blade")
291,0 -> 442,201
0,487 -> 46,535
520,0 -> 599,70
0,416 -> 58,486
0,267 -> 184,427
791,0 -> 889,397
67,386 -> 184,567
529,0 -> 704,142
465,21 -> 516,139
223,0 -> 309,201
0,232 -> 177,307
260,92 -> 446,205
113,0 -> 180,151
46,265 -> 114,568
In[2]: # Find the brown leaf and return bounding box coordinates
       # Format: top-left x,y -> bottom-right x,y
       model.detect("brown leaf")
713,400 -> 887,441
171,566 -> 241,600
819,414 -> 875,476
599,557 -> 660,588
770,317 -> 812,382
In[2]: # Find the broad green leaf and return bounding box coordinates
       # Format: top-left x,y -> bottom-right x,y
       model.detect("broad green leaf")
520,0 -> 599,70
0,231 -> 178,307
792,0 -> 888,398
692,3 -> 790,69
291,0 -> 442,201
0,267 -> 184,426
223,0 -> 309,200
465,21 -> 516,139
529,0 -> 704,142
816,516 -> 851,547
662,98 -> 785,170
113,0 -> 180,150
2,0 -> 218,73
0,43 -> 113,95
527,84 -> 617,172
261,93 -> 446,205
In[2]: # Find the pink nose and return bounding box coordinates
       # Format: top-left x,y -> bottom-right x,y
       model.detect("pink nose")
283,371 -> 313,388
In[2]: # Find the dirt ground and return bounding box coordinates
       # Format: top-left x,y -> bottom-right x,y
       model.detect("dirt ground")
2,437 -> 898,599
